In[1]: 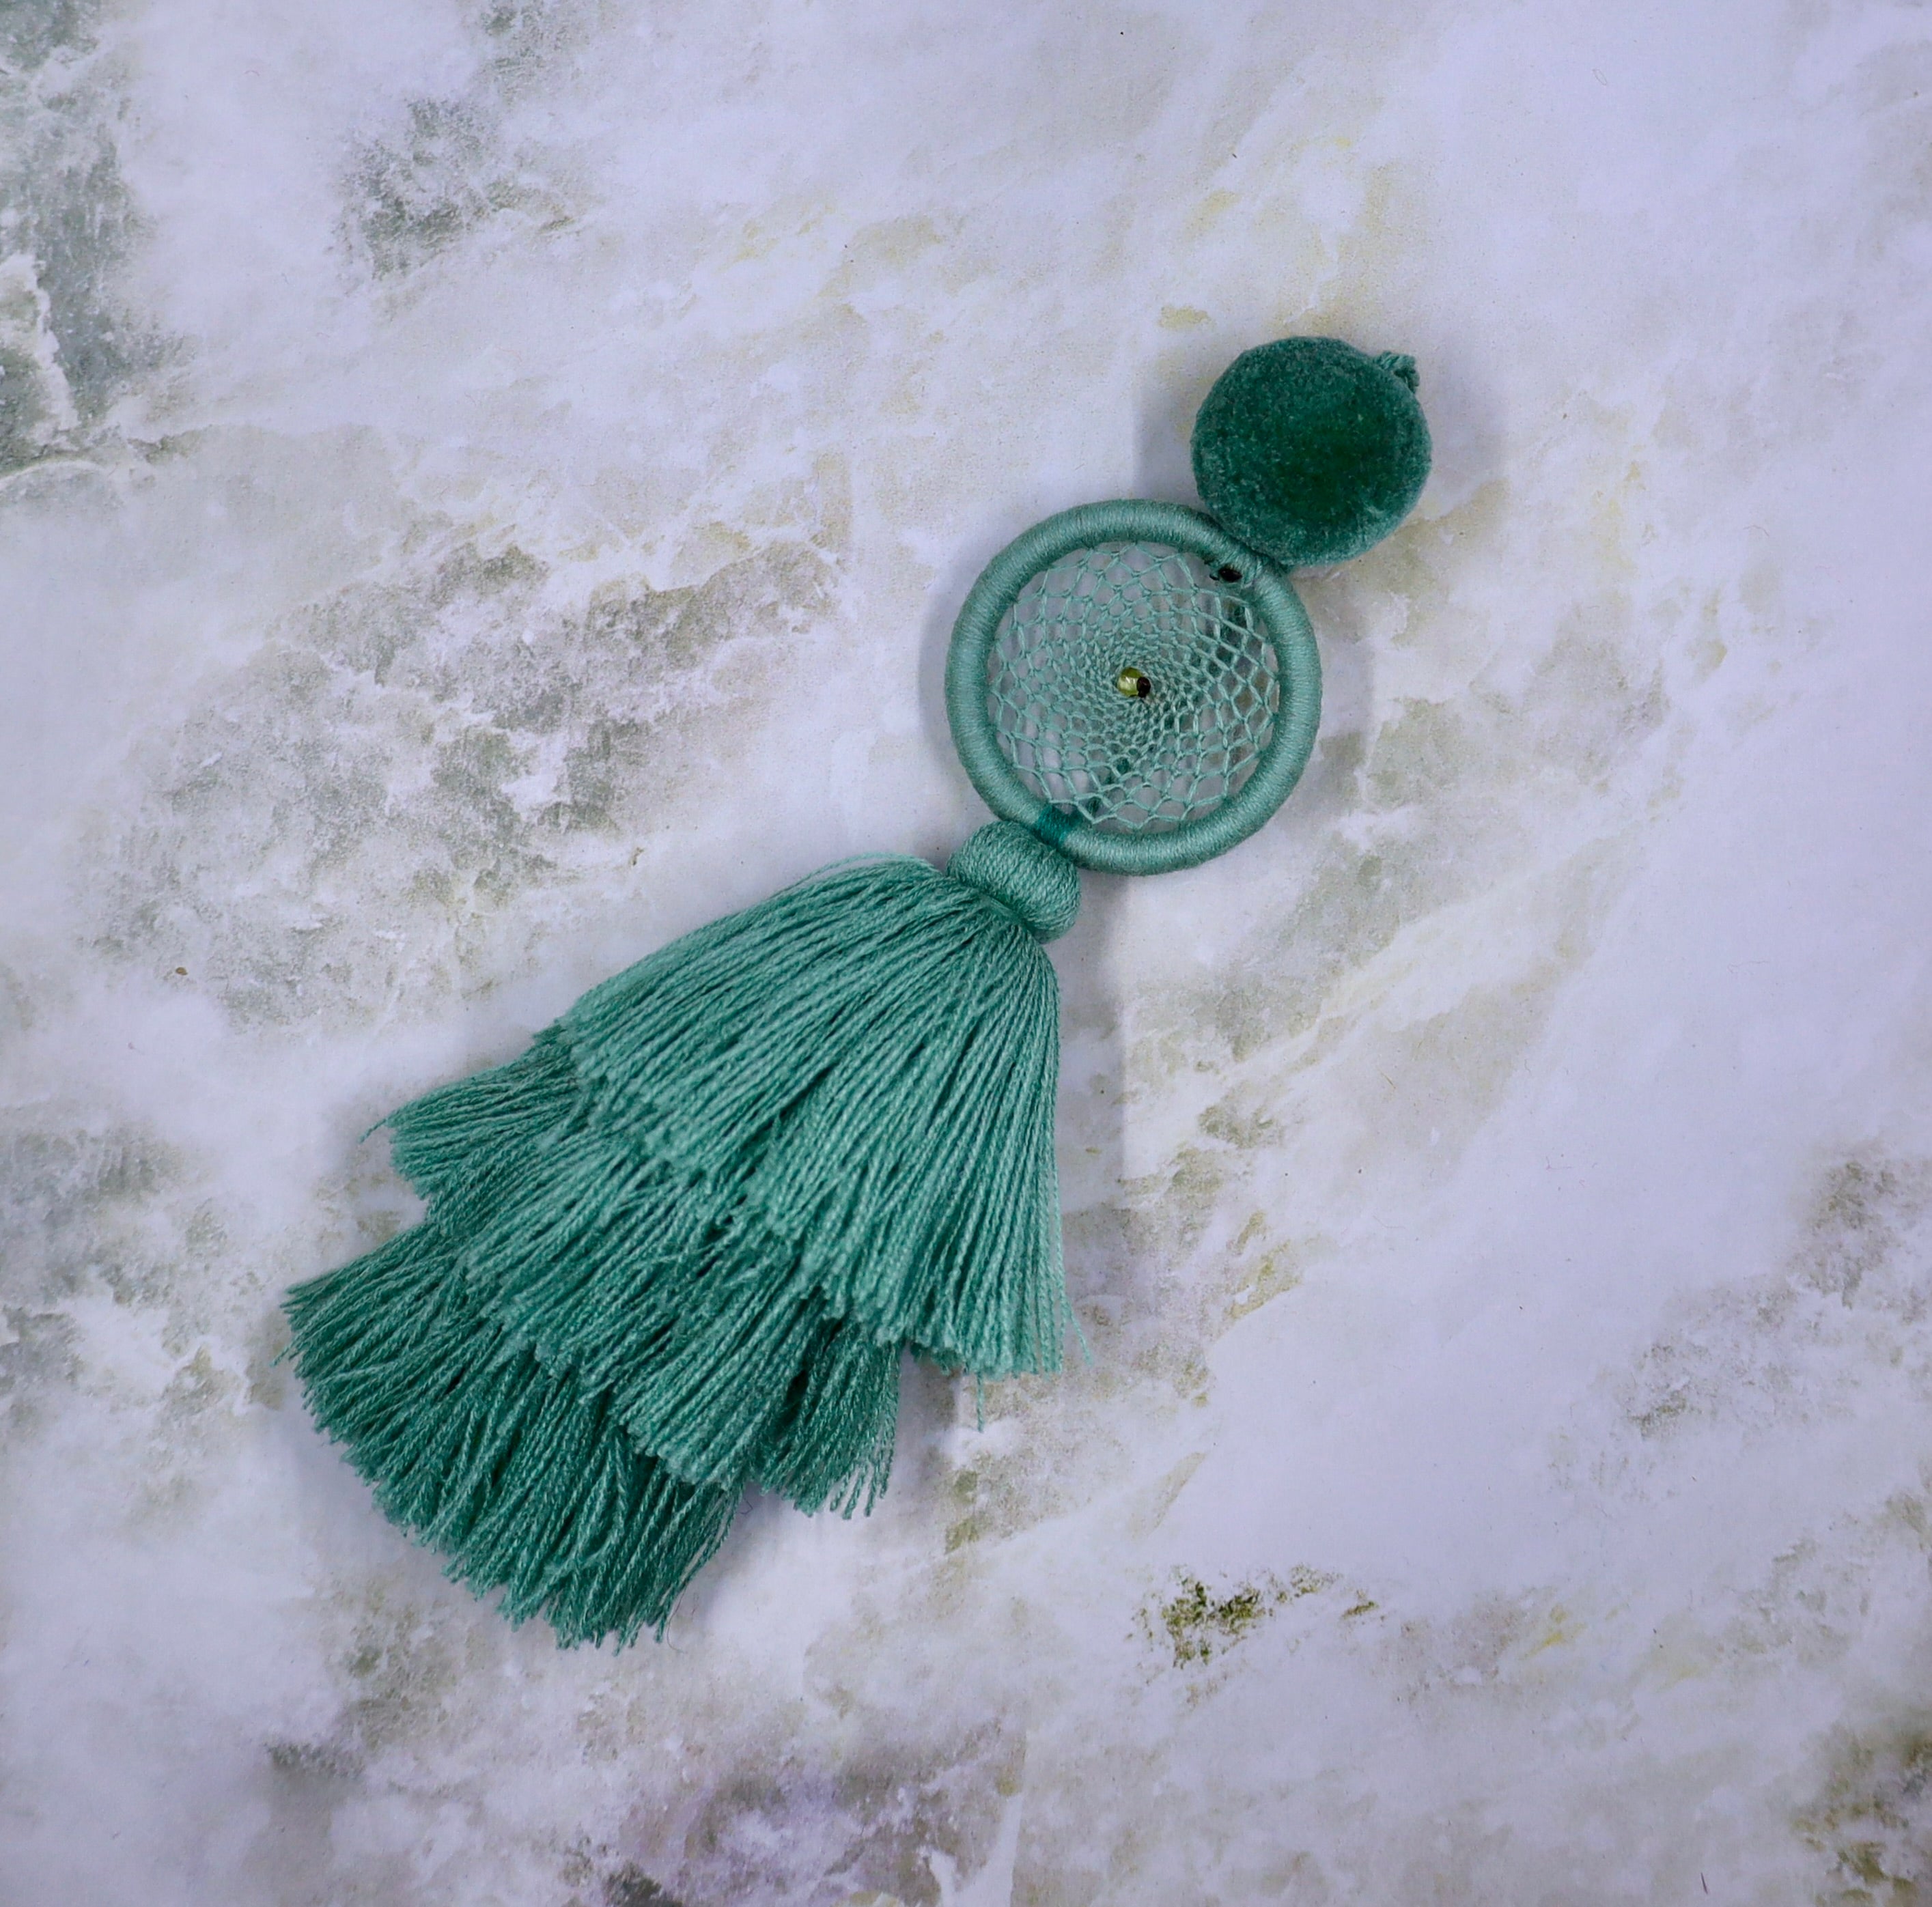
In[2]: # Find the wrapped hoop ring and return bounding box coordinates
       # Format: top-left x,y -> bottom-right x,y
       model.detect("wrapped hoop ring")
945,499 -> 1321,876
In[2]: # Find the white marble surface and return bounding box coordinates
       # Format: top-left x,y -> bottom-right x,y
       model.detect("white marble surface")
3,1 -> 1931,1900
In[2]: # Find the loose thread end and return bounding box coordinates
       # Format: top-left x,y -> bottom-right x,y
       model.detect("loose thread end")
1070,1303 -> 1094,1368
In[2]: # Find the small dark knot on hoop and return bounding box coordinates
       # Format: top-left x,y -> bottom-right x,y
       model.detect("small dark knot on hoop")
947,821 -> 1081,941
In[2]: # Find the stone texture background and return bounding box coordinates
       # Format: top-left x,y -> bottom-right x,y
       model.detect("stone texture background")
3,1 -> 1930,1901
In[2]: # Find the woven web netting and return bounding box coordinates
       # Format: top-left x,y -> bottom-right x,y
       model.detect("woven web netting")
985,541 -> 1280,834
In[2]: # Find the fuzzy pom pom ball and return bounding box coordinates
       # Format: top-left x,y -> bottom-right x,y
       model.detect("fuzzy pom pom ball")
1191,337 -> 1431,569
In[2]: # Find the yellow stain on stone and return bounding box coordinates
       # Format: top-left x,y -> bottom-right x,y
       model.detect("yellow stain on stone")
1525,1603 -> 1584,1657
729,198 -> 835,266
1226,1248 -> 1304,1324
836,214 -> 946,279
1184,188 -> 1240,239
1128,1451 -> 1207,1538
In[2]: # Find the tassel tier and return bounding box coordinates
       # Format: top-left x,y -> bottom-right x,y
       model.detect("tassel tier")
558,854 -> 1069,1375
283,1225 -> 739,1645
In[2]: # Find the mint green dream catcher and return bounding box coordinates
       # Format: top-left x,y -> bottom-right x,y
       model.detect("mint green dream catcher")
284,337 -> 1431,1645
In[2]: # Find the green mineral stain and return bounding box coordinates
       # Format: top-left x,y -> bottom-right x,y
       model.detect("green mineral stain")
1794,1725 -> 1932,1904
1146,1567 -> 1339,1667
602,1867 -> 684,1907
1156,1578 -> 1270,1666
944,1514 -> 985,1555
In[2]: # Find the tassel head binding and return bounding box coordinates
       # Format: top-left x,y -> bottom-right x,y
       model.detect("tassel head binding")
947,821 -> 1081,940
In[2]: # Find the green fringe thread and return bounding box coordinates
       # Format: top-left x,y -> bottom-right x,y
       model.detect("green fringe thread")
283,825 -> 1077,1645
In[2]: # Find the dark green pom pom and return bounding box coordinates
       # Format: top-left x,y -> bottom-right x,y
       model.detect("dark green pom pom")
1191,337 -> 1431,568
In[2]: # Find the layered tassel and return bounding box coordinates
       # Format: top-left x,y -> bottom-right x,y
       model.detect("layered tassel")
284,820 -> 1080,1643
